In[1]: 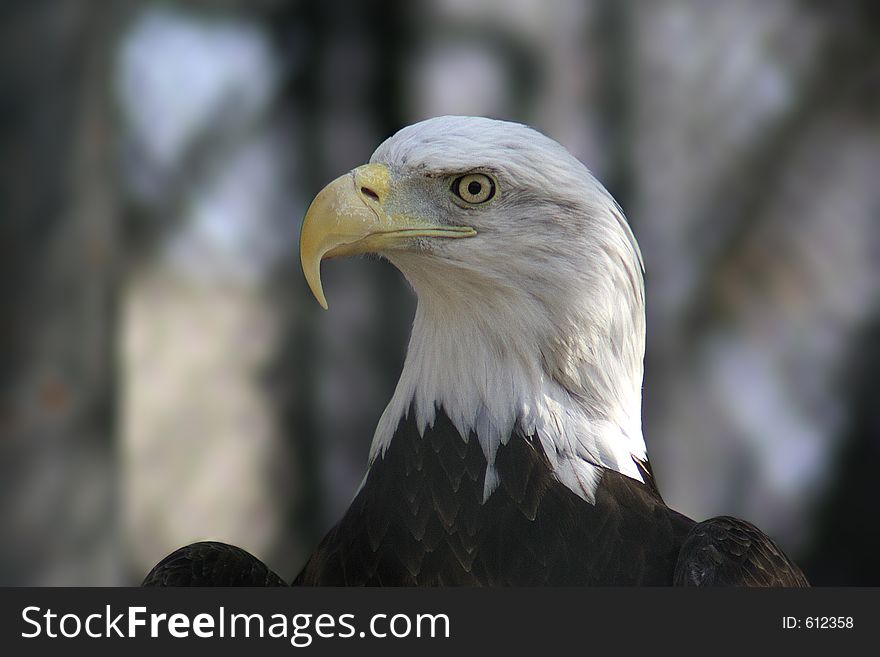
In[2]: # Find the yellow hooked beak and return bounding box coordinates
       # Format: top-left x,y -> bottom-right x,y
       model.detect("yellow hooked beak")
300,163 -> 476,309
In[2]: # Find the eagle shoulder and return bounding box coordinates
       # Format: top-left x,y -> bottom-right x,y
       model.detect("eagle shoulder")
673,516 -> 809,587
142,541 -> 287,587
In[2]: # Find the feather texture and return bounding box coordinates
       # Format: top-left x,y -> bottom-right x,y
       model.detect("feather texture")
142,541 -> 286,587
295,408 -> 694,586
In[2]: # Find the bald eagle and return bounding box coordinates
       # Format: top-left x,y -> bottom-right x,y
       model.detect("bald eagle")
144,116 -> 808,587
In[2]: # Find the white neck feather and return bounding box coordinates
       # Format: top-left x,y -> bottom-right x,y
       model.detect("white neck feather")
369,244 -> 648,503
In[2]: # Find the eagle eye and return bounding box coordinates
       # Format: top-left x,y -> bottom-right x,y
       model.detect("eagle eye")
452,173 -> 495,204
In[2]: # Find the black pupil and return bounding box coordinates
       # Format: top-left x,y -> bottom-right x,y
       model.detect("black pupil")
467,180 -> 482,196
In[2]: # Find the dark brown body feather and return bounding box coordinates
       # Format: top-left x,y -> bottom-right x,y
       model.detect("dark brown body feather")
144,409 -> 808,587
293,409 -> 806,586
142,541 -> 286,587
674,516 -> 809,587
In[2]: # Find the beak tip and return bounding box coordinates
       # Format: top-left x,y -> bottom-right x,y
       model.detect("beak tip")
300,257 -> 330,310
305,274 -> 330,311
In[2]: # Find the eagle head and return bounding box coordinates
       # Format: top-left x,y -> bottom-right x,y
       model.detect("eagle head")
300,116 -> 648,501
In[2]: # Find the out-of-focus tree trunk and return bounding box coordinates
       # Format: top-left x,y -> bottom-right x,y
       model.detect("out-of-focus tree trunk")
0,0 -> 123,584
802,316 -> 880,585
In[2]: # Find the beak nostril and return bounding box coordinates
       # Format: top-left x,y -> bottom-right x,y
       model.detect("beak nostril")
360,186 -> 380,202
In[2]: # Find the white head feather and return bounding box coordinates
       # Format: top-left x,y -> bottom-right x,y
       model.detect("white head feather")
367,116 -> 647,502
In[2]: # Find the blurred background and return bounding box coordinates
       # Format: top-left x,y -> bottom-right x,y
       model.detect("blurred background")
1,0 -> 878,586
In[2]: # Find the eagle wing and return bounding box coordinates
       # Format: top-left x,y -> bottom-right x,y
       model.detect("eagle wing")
142,541 -> 287,586
673,516 -> 809,587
